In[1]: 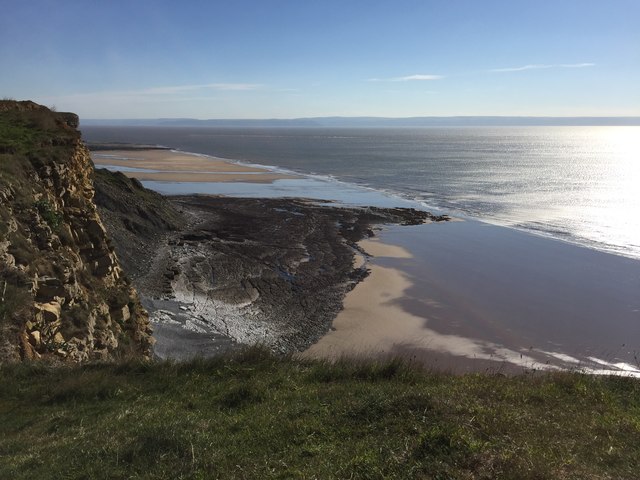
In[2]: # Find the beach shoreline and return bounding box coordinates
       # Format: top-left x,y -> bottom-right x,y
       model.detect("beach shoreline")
92,145 -> 640,375
93,168 -> 445,360
300,236 -> 560,373
302,224 -> 640,375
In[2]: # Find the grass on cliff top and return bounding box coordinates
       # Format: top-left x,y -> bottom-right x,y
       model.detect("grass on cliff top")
0,109 -> 61,154
1,350 -> 640,480
0,115 -> 41,155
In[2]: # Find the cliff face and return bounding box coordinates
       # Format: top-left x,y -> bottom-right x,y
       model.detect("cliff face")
0,100 -> 153,362
93,168 -> 185,282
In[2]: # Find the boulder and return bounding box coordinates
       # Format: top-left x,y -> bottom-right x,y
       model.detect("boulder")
28,330 -> 41,347
111,305 -> 131,323
35,301 -> 61,324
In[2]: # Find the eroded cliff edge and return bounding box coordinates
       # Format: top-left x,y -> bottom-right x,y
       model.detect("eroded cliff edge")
0,101 -> 153,362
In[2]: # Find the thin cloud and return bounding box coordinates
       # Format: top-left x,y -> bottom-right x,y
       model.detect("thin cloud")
47,83 -> 262,101
491,64 -> 553,72
394,74 -> 444,81
368,74 -> 444,82
558,63 -> 596,68
491,63 -> 595,73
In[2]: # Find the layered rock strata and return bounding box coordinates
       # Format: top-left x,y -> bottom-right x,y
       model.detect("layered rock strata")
0,101 -> 152,362
103,192 -> 447,356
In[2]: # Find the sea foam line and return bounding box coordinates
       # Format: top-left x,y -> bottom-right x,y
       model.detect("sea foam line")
169,149 -> 640,260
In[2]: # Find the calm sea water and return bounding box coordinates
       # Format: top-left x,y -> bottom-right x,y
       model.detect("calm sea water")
82,126 -> 640,260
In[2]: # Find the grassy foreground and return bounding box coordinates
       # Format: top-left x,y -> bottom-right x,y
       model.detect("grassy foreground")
1,350 -> 639,479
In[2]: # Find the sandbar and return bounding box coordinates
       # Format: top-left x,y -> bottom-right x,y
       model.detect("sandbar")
92,149 -> 297,183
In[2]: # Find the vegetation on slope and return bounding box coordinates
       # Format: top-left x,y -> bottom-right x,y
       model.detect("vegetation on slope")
0,101 -> 78,242
0,102 -> 82,359
1,351 -> 639,479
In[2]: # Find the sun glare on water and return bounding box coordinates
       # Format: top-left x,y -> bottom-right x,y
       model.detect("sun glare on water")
575,127 -> 640,257
603,127 -> 640,249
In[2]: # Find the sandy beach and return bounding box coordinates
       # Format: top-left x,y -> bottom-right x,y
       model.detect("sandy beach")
91,146 -> 640,375
301,237 -> 555,373
303,221 -> 640,375
302,239 -> 419,357
92,149 -> 298,183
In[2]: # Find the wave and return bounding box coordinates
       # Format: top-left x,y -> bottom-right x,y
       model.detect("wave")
168,147 -> 640,260
80,124 -> 639,265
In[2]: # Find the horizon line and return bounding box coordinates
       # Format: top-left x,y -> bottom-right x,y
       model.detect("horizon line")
80,115 -> 640,128
82,114 -> 640,120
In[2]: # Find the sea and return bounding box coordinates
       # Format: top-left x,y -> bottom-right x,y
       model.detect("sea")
82,126 -> 640,261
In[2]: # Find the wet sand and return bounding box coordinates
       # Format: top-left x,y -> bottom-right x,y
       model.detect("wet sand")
92,149 -> 297,183
303,241 -> 415,358
302,237 -> 556,373
304,221 -> 640,375
317,264 -> 421,354
359,238 -> 413,259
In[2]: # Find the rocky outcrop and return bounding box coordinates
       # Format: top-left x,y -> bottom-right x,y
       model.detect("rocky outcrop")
132,196 -> 445,356
0,100 -> 153,362
93,168 -> 185,281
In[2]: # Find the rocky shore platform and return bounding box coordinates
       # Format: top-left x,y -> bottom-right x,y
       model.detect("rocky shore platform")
94,169 -> 448,359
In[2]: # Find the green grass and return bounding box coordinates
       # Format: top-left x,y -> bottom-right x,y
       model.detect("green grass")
0,110 -> 51,154
0,116 -> 39,154
1,351 -> 639,479
0,103 -> 77,154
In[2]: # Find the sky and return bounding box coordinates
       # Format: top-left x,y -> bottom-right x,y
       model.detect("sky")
1,0 -> 639,119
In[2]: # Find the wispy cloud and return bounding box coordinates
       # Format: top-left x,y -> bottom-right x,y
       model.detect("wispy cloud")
490,63 -> 595,73
558,63 -> 596,68
41,83 -> 262,104
491,64 -> 553,72
368,74 -> 444,82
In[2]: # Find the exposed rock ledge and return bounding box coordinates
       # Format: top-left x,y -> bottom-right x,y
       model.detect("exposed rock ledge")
93,174 -> 449,359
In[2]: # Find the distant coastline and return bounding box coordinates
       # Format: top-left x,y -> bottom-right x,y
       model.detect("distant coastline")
80,115 -> 640,127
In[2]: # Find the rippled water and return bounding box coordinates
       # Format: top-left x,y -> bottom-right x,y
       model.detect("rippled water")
82,126 -> 640,259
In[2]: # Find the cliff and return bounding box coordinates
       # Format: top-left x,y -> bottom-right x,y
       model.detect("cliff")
0,100 -> 153,362
93,168 -> 185,281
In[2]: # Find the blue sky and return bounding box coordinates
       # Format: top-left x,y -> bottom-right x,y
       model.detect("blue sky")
1,0 -> 638,118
